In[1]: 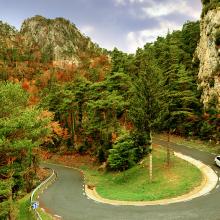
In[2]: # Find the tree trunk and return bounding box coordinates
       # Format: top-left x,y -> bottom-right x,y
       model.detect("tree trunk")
167,130 -> 171,166
70,111 -> 75,148
78,102 -> 83,130
149,131 -> 153,182
149,152 -> 152,182
8,181 -> 14,220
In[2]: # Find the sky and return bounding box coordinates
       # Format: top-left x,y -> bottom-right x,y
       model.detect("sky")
0,0 -> 202,53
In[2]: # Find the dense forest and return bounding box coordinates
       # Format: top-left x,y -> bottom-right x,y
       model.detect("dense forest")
0,11 -> 220,220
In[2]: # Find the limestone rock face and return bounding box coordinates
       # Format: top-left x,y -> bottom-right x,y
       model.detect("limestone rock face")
20,15 -> 99,66
196,8 -> 220,109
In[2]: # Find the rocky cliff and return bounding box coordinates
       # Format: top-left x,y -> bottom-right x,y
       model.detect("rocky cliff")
20,15 -> 101,66
196,7 -> 220,110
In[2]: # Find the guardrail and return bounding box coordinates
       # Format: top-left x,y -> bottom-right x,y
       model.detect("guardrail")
30,167 -> 56,220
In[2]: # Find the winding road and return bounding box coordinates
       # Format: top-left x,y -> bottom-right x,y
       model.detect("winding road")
39,139 -> 220,220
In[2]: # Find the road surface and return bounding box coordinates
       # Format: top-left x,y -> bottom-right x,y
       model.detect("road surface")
40,139 -> 220,220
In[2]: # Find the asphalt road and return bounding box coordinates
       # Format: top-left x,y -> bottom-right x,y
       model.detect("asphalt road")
39,139 -> 220,220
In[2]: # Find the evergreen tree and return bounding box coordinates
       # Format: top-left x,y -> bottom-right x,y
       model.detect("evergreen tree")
0,82 -> 52,218
129,50 -> 164,181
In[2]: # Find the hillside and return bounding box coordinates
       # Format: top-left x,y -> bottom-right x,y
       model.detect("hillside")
20,15 -> 103,66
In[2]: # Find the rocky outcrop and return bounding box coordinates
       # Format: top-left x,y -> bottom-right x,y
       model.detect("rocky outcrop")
20,15 -> 100,66
196,8 -> 220,109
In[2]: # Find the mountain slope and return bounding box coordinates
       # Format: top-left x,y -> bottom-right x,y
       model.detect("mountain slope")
20,15 -> 102,66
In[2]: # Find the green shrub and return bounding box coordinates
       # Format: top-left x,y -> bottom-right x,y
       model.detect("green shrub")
108,134 -> 136,171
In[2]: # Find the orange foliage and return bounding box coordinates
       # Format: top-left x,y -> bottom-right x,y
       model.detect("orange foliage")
47,120 -> 70,142
98,70 -> 105,81
90,55 -> 109,68
55,70 -> 73,82
56,71 -> 65,81
111,132 -> 117,143
7,156 -> 17,165
63,128 -> 69,140
39,70 -> 51,88
28,95 -> 40,105
39,110 -> 54,120
22,79 -> 30,90
28,84 -> 38,94
21,79 -> 40,105
51,121 -> 64,137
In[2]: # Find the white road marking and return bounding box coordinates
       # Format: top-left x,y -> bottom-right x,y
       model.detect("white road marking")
216,185 -> 219,189
54,214 -> 62,218
83,192 -> 85,195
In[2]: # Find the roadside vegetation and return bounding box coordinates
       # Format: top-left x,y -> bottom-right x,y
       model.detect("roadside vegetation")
17,195 -> 34,220
17,194 -> 53,220
155,133 -> 220,154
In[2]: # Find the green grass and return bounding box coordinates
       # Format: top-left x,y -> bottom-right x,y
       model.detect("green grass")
17,194 -> 53,220
17,195 -> 34,220
82,147 -> 202,201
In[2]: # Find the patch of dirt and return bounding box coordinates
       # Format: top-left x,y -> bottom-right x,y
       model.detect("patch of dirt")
36,167 -> 51,182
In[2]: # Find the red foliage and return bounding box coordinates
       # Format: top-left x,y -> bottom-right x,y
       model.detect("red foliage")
22,79 -> 30,90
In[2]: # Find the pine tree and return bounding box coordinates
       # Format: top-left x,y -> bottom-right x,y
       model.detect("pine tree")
129,49 -> 164,181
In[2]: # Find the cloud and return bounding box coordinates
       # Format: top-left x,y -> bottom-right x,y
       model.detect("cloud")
114,0 -> 144,6
114,0 -> 126,6
114,0 -> 200,20
126,20 -> 181,53
80,25 -> 95,35
142,0 -> 200,20
129,0 -> 145,3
